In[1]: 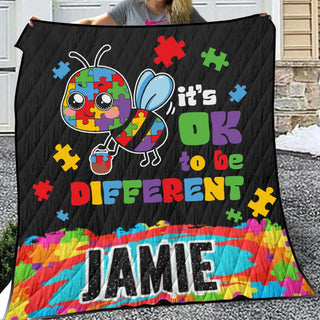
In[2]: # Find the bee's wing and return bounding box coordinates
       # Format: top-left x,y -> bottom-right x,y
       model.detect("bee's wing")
135,69 -> 174,111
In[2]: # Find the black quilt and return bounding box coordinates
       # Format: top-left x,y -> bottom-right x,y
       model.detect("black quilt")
6,14 -> 315,320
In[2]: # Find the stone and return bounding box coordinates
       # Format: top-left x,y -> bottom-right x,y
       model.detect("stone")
293,68 -> 319,83
275,84 -> 289,98
274,112 -> 319,133
289,83 -> 306,98
274,98 -> 307,111
275,67 -> 294,85
305,83 -> 320,110
274,114 -> 292,133
291,113 -> 319,129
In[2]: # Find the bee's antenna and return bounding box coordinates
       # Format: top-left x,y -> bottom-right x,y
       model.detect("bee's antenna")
68,51 -> 90,68
94,44 -> 112,66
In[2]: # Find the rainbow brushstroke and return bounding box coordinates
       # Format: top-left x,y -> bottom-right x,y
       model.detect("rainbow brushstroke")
6,219 -> 314,319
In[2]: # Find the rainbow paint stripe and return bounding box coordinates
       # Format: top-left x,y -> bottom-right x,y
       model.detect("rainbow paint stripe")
7,219 -> 314,319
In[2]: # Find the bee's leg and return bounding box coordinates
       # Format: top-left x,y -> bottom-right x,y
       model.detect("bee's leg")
97,132 -> 112,149
109,143 -> 119,157
140,152 -> 150,167
151,148 -> 161,166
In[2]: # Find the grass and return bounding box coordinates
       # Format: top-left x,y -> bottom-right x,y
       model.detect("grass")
0,220 -> 17,292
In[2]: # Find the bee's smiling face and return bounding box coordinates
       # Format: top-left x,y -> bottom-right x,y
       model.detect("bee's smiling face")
62,67 -> 132,132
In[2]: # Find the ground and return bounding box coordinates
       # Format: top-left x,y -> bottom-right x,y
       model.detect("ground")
0,136 -> 319,320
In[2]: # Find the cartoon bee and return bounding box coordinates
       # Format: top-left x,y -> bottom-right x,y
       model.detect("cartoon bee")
61,44 -> 175,174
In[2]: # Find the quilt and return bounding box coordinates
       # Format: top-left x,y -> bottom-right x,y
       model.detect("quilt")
5,14 -> 315,319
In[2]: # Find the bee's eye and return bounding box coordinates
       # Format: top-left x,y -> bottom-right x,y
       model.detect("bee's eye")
67,92 -> 85,110
95,93 -> 113,111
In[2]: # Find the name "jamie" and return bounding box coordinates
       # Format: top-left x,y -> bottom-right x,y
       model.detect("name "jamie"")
80,240 -> 220,303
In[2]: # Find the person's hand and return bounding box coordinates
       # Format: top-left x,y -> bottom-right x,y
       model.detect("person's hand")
29,16 -> 40,27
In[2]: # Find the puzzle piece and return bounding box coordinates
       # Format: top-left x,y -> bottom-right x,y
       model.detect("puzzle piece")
270,260 -> 300,281
114,94 -> 132,124
53,144 -> 80,171
132,111 -> 148,133
109,118 -> 124,130
225,208 -> 243,223
76,119 -> 100,131
154,36 -> 186,68
74,98 -> 95,125
150,117 -> 165,136
248,187 -> 277,218
107,81 -> 130,100
56,210 -> 69,222
134,135 -> 154,152
95,115 -> 115,131
70,82 -> 99,101
75,68 -> 94,87
88,67 -> 116,83
112,73 -> 124,86
229,84 -> 247,103
201,47 -> 229,71
123,122 -> 138,137
151,130 -> 163,143
52,61 -> 70,80
32,180 -> 53,202
115,131 -> 132,146
93,77 -> 113,93
64,115 -> 76,127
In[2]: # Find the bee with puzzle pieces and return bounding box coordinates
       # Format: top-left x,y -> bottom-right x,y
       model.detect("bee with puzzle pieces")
61,44 -> 175,175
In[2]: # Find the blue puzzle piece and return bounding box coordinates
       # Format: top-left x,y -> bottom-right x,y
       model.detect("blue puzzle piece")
150,118 -> 165,136
52,61 -> 70,80
70,82 -> 99,101
251,281 -> 286,298
88,67 -> 117,83
64,116 -> 76,127
56,210 -> 69,222
229,84 -> 247,103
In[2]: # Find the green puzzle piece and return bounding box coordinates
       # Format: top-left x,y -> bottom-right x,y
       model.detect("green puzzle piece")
201,47 -> 229,71
107,81 -> 130,100
263,218 -> 282,231
75,68 -> 94,87
14,261 -> 36,285
270,260 -> 300,281
60,228 -> 89,244
123,122 -> 138,137
110,118 -> 123,130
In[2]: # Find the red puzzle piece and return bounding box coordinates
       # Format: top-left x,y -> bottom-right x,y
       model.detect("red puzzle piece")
151,130 -> 162,143
94,77 -> 113,93
134,109 -> 148,118
112,74 -> 124,86
32,180 -> 53,202
154,36 -> 186,68
75,98 -> 95,125
115,132 -> 132,146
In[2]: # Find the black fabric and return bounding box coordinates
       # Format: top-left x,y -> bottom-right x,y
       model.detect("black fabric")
6,15 -> 315,320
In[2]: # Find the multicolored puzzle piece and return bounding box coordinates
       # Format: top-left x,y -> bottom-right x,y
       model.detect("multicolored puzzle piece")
32,180 -> 53,202
201,47 -> 229,71
52,61 -> 70,79
53,144 -> 80,171
248,187 -> 277,218
154,36 -> 186,68
229,84 -> 247,103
